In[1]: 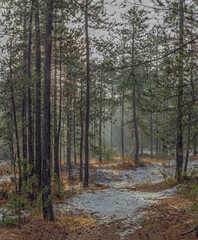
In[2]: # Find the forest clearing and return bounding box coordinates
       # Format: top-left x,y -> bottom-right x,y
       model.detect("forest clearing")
0,0 -> 198,239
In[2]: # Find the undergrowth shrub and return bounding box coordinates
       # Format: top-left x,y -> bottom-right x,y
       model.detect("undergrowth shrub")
103,148 -> 116,161
52,176 -> 65,200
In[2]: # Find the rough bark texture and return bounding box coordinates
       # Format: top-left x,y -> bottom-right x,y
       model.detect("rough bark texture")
84,0 -> 90,187
150,113 -> 153,159
66,104 -> 72,180
35,0 -> 42,188
22,0 -> 28,182
27,2 -> 34,176
53,16 -> 60,179
176,0 -> 184,182
121,90 -> 125,160
80,78 -> 84,182
99,77 -> 102,163
131,31 -> 139,165
132,86 -> 139,165
155,114 -> 159,156
42,0 -> 54,221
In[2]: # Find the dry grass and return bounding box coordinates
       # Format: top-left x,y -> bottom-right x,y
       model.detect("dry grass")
0,214 -> 97,240
90,158 -> 118,166
102,159 -> 136,171
129,195 -> 197,240
135,180 -> 178,193
0,164 -> 12,176
189,155 -> 198,161
140,157 -> 168,163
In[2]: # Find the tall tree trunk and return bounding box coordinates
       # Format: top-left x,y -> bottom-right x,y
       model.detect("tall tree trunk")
156,114 -> 159,156
132,86 -> 139,164
141,133 -> 144,157
57,38 -> 62,175
150,113 -> 153,158
84,0 -> 90,187
67,102 -> 72,180
22,0 -> 28,182
184,111 -> 191,172
42,0 -> 54,221
27,1 -> 34,176
131,31 -> 139,164
73,95 -> 77,166
103,123 -> 106,149
176,0 -> 184,182
9,41 -> 22,191
53,14 -> 59,179
99,77 -> 102,163
80,78 -> 84,182
35,0 -> 42,188
121,90 -> 125,160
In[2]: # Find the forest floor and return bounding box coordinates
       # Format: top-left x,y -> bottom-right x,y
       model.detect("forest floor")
0,158 -> 198,239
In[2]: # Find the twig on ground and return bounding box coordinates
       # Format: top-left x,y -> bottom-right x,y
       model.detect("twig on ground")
181,227 -> 196,236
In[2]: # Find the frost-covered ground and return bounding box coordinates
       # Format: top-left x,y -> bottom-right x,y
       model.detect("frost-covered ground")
55,160 -> 198,239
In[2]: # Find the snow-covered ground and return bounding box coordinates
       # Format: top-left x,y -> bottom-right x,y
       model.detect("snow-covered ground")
0,159 -> 197,239
55,160 -> 198,239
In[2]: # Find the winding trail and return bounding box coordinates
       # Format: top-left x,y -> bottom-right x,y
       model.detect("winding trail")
54,160 -> 191,239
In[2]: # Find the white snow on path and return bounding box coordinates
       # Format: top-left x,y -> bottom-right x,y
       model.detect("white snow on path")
54,159 -> 196,239
92,163 -> 175,188
65,187 -> 176,221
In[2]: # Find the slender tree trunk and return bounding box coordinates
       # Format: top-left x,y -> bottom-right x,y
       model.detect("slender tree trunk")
176,0 -> 184,182
73,95 -> 77,166
103,123 -> 106,149
42,0 -> 54,221
156,114 -> 159,156
131,29 -> 139,165
80,78 -> 84,182
35,0 -> 42,188
22,0 -> 28,182
27,1 -> 34,176
9,42 -> 22,191
121,90 -> 125,160
57,38 -> 62,175
185,41 -> 195,172
141,133 -> 144,157
99,77 -> 102,163
150,113 -> 153,158
132,86 -> 139,164
67,104 -> 71,180
184,111 -> 191,172
84,0 -> 90,187
53,14 -> 59,179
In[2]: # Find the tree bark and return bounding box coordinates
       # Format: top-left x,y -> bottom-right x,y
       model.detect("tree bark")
156,114 -> 159,156
131,30 -> 139,165
42,0 -> 54,221
99,76 -> 102,163
67,101 -> 72,180
22,0 -> 28,182
150,113 -> 153,158
121,90 -> 125,160
80,77 -> 84,182
27,1 -> 34,176
35,0 -> 42,188
84,0 -> 90,187
132,86 -> 139,164
176,0 -> 184,182
141,133 -> 144,157
53,13 -> 59,179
